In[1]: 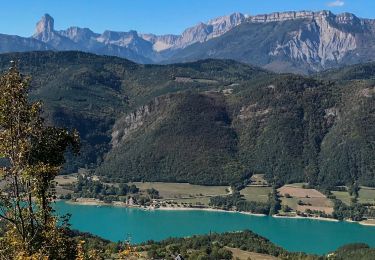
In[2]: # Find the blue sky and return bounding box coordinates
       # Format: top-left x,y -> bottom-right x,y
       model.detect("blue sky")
1,0 -> 374,36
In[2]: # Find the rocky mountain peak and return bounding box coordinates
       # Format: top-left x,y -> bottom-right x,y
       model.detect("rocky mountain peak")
208,12 -> 245,26
35,14 -> 54,35
173,12 -> 246,49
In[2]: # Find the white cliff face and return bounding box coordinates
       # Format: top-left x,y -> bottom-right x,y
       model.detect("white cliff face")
111,103 -> 153,148
111,96 -> 171,147
33,14 -> 55,41
34,14 -> 54,35
266,11 -> 358,70
140,34 -> 180,52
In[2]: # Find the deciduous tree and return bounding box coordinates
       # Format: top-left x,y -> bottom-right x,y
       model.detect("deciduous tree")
0,62 -> 79,259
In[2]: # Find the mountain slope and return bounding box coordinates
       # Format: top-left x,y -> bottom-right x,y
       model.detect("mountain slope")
0,33 -> 52,53
97,92 -> 248,185
0,51 -> 373,187
0,51 -> 266,176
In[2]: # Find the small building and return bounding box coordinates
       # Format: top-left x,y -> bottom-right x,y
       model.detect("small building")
126,197 -> 134,206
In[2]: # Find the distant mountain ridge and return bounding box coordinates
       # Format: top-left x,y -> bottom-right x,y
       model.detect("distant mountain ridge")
168,10 -> 375,73
1,11 -> 375,73
28,12 -> 246,63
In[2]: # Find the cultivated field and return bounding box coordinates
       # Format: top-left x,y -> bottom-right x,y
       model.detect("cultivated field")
55,174 -> 78,185
278,185 -> 325,198
54,174 -> 78,196
240,186 -> 272,203
278,185 -> 334,214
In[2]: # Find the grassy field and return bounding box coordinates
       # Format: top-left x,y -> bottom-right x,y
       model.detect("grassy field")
332,190 -> 353,205
240,186 -> 272,203
331,187 -> 375,205
358,187 -> 375,204
129,182 -> 229,199
171,197 -> 211,206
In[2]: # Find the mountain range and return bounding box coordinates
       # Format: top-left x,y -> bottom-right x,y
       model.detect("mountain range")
1,11 -> 375,73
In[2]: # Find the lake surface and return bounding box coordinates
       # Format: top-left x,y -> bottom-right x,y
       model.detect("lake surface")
55,201 -> 375,255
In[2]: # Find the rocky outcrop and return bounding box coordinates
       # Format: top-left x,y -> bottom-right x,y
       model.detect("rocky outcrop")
140,34 -> 180,52
58,27 -> 99,43
111,96 -> 172,147
172,12 -> 246,49
33,14 -> 78,50
247,11 -> 331,23
34,13 -> 54,38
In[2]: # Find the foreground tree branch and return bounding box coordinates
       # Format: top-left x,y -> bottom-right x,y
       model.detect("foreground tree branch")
0,62 -> 80,259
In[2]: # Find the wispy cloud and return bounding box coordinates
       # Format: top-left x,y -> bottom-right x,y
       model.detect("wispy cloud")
327,0 -> 345,7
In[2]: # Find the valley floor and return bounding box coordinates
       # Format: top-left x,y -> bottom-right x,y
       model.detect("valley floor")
54,175 -> 375,226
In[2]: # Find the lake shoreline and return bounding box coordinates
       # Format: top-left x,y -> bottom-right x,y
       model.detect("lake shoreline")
61,198 -> 375,225
54,200 -> 375,254
155,205 -> 267,217
273,214 -> 339,222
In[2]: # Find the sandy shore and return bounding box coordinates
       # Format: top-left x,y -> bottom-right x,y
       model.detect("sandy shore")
64,199 -> 266,217
344,218 -> 375,226
273,214 -> 339,222
358,219 -> 375,227
155,206 -> 266,217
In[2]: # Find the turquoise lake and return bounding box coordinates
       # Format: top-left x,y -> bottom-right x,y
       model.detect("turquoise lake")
55,201 -> 375,255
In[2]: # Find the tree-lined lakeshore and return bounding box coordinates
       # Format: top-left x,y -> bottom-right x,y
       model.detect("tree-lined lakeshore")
55,173 -> 375,226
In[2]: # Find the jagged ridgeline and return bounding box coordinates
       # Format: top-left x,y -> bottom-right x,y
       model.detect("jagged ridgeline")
0,51 -> 373,187
3,10 -> 375,74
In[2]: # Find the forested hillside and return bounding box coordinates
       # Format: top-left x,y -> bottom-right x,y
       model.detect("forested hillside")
0,51 -> 373,188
